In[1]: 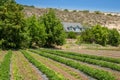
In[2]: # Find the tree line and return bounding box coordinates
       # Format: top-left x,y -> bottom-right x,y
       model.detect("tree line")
0,0 -> 66,49
77,25 -> 120,46
0,0 -> 119,49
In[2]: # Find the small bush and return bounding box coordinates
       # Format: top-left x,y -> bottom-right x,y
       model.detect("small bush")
67,31 -> 76,39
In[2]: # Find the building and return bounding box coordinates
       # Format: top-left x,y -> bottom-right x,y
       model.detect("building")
62,22 -> 84,33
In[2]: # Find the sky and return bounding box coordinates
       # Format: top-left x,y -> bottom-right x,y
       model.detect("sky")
15,0 -> 120,13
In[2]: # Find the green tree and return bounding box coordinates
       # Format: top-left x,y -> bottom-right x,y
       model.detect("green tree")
26,15 -> 47,47
108,29 -> 120,46
0,0 -> 9,6
78,25 -> 109,46
91,25 -> 109,46
40,9 -> 66,47
0,0 -> 30,49
78,25 -> 120,46
80,28 -> 94,43
94,11 -> 101,14
64,9 -> 69,12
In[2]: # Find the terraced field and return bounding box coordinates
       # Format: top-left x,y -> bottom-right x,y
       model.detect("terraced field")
0,49 -> 120,80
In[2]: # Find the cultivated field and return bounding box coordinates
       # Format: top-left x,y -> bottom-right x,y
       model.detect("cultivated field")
0,49 -> 120,80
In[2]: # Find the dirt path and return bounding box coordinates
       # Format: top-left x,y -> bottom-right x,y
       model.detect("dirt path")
29,51 -> 89,80
63,49 -> 120,58
0,51 -> 7,63
10,51 -> 43,80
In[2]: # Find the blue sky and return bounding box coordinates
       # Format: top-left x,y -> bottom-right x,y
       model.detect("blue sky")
15,0 -> 120,12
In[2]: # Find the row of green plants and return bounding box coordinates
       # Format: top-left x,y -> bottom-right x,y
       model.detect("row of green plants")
41,49 -> 120,64
21,50 -> 66,80
30,50 -> 116,80
0,50 -> 12,80
41,49 -> 120,71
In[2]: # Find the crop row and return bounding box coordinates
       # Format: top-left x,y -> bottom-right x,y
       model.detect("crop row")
30,50 -> 116,80
40,49 -> 120,64
0,50 -> 12,80
21,50 -> 66,80
40,49 -> 120,71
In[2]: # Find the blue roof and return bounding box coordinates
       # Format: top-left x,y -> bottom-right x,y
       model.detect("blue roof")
62,22 -> 84,32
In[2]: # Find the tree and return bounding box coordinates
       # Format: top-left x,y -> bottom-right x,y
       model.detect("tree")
40,9 -> 66,47
78,25 -> 109,46
0,0 -> 30,49
77,25 -> 120,46
91,25 -> 109,46
94,11 -> 101,14
108,29 -> 120,46
0,0 -> 9,6
73,10 -> 77,12
64,9 -> 69,12
80,28 -> 94,43
26,15 -> 47,47
82,10 -> 89,13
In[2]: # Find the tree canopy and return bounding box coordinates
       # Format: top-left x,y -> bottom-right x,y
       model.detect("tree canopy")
26,15 -> 47,47
0,0 -> 30,49
40,9 -> 66,47
0,1 -> 66,49
78,25 -> 120,46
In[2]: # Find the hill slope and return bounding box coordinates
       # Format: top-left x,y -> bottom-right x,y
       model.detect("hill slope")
23,6 -> 120,31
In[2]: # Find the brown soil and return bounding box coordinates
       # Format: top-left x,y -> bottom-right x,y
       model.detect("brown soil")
0,51 -> 7,63
59,39 -> 120,58
29,51 -> 89,80
63,48 -> 120,58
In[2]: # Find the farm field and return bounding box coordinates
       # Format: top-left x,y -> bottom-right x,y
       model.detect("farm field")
0,49 -> 120,80
64,48 -> 120,58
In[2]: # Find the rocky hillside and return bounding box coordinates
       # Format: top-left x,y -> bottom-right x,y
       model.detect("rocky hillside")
23,6 -> 120,31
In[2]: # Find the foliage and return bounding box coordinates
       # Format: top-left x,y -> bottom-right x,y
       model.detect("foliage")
64,9 -> 69,12
30,49 -> 115,80
0,0 -> 66,49
26,15 -> 47,47
0,0 -> 9,6
108,29 -> 120,46
0,0 -> 30,49
21,50 -> 66,80
67,31 -> 76,39
41,49 -> 120,71
0,50 -> 12,80
82,10 -> 89,13
94,11 -> 101,14
40,9 -> 66,47
72,10 -> 77,12
78,25 -> 120,46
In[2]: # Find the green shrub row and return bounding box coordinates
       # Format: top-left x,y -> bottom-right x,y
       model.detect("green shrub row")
41,49 -> 120,64
21,50 -> 66,80
30,50 -> 116,80
0,50 -> 12,80
40,49 -> 120,71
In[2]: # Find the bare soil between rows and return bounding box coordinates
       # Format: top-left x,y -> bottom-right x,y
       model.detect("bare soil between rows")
63,48 -> 120,58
